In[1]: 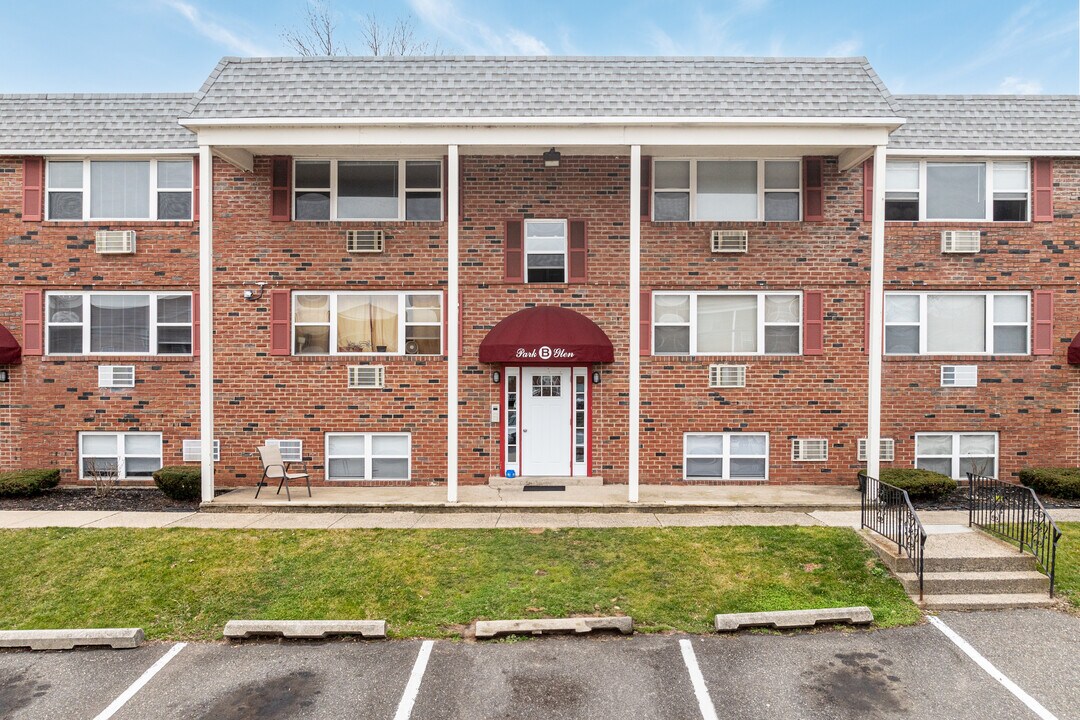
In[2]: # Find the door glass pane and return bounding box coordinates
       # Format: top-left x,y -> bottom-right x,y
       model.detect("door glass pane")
730,458 -> 766,479
926,163 -> 986,219
337,295 -> 399,353
90,161 -> 150,218
686,457 -> 722,478
338,161 -> 397,219
764,161 -> 799,189
729,435 -> 766,456
927,295 -> 985,353
697,295 -> 757,353
685,434 -> 724,455
328,435 -> 365,455
372,435 -> 408,455
90,295 -> 150,353
916,434 -> 953,455
82,434 -> 117,455
372,458 -> 409,479
697,161 -> 758,220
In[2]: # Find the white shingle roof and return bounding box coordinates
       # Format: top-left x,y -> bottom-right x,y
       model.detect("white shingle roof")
890,95 -> 1080,152
183,56 -> 901,120
0,94 -> 197,152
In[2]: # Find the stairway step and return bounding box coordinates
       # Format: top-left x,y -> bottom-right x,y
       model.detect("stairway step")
897,570 -> 1050,595
863,529 -> 1038,573
920,593 -> 1057,611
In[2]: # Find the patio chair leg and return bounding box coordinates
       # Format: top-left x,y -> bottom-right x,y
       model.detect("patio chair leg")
306,475 -> 312,497
276,476 -> 285,495
284,479 -> 291,501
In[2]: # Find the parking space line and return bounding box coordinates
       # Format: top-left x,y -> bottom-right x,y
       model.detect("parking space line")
679,638 -> 719,720
393,640 -> 434,720
92,642 -> 187,720
927,616 -> 1058,720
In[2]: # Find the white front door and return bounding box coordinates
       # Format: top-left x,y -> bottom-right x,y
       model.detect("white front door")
521,367 -> 572,476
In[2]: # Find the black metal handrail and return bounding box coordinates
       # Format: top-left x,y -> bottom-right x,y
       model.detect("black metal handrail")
860,474 -> 927,600
968,473 -> 1062,597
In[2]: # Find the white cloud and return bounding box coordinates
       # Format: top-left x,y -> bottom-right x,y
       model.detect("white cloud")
826,37 -> 862,57
408,0 -> 549,55
998,76 -> 1043,94
160,0 -> 272,56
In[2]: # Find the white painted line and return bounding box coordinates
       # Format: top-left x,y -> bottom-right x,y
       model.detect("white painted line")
679,638 -> 719,720
92,642 -> 187,720
393,640 -> 434,720
928,616 -> 1058,720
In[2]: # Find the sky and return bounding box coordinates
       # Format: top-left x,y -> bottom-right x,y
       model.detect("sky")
3,0 -> 1079,96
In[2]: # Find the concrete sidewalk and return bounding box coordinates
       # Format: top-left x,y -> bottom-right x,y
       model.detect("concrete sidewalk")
2,508 -> 1077,529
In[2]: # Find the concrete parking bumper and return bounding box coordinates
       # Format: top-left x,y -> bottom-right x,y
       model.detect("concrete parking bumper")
714,606 -> 874,632
474,616 -> 633,639
223,619 -> 387,640
0,628 -> 145,650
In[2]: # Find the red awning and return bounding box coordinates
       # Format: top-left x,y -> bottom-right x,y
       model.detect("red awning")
479,306 -> 614,364
1069,332 -> 1080,365
0,324 -> 21,365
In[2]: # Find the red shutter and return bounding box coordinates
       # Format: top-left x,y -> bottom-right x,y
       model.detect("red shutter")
458,161 -> 465,219
1033,290 -> 1054,355
864,290 -> 872,355
22,291 -> 43,356
504,219 -> 523,282
640,290 -> 651,356
458,290 -> 463,358
803,290 -> 824,355
1033,158 -> 1053,222
568,219 -> 587,283
192,155 -> 200,221
22,157 -> 44,222
192,292 -> 200,357
270,156 -> 291,222
862,158 -> 874,223
270,289 -> 291,355
640,155 -> 652,220
803,157 -> 824,221
442,155 -> 448,220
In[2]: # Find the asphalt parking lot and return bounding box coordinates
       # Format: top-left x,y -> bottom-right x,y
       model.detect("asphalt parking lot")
0,609 -> 1076,720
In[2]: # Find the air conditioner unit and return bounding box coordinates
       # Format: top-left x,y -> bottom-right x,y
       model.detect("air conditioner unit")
792,438 -> 829,462
266,438 -> 303,462
97,365 -> 135,388
858,438 -> 896,462
708,364 -> 746,388
941,364 -> 978,387
941,230 -> 980,254
711,230 -> 748,253
348,365 -> 385,389
346,229 -> 385,253
95,230 -> 136,254
183,439 -> 220,462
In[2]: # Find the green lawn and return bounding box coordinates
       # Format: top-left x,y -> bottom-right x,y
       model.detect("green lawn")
0,526 -> 920,640
1055,522 -> 1080,608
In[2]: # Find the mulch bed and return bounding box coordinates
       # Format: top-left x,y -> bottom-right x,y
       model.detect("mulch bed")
0,488 -> 204,512
912,486 -> 1080,512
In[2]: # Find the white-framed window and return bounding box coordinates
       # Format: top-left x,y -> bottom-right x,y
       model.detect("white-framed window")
884,159 -> 1029,222
652,159 -> 801,222
653,291 -> 801,356
524,219 -> 567,283
266,439 -> 303,463
293,159 -> 442,221
325,432 -> 411,481
884,292 -> 1029,356
915,432 -> 998,479
45,291 -> 192,356
293,291 -> 441,356
79,431 -> 162,479
683,432 -> 769,480
182,439 -> 220,462
45,159 -> 193,221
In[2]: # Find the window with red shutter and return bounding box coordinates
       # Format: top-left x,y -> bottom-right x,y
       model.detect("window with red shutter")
803,290 -> 824,355
862,158 -> 874,223
270,156 -> 292,221
22,291 -> 43,355
269,289 -> 291,355
803,157 -> 824,221
640,290 -> 651,356
1033,159 -> 1053,222
1033,290 -> 1054,355
22,158 -> 44,222
568,220 -> 587,283
640,156 -> 652,220
504,219 -> 524,282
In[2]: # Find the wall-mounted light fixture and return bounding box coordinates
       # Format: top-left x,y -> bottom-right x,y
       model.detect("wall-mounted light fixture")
591,371 -> 601,384
543,147 -> 561,167
492,370 -> 502,384
243,282 -> 267,302
0,369 -> 8,383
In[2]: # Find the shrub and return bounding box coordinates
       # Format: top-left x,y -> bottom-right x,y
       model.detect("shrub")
152,466 -> 201,501
1018,467 -> 1080,500
0,469 -> 61,498
859,468 -> 957,501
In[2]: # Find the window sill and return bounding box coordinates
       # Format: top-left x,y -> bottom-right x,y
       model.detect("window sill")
648,220 -> 803,227
650,354 -> 803,362
44,355 -> 194,363
41,220 -> 196,228
883,355 -> 1037,363
293,355 -> 443,363
885,221 -> 1034,229
289,220 -> 444,225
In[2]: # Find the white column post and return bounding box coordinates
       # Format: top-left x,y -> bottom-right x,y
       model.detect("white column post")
866,144 -> 887,479
447,145 -> 460,503
629,145 -> 642,502
198,145 -> 215,502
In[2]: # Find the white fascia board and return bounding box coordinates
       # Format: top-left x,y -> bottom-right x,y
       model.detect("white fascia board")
887,148 -> 1080,157
0,148 -> 197,157
181,115 -> 906,128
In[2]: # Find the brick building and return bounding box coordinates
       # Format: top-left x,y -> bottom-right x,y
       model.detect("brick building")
1,57 -> 1077,501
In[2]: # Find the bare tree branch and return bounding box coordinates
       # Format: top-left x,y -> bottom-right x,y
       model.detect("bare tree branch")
281,1 -> 348,56
283,2 -> 439,57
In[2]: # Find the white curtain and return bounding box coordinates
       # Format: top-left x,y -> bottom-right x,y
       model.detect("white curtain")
91,161 -> 149,218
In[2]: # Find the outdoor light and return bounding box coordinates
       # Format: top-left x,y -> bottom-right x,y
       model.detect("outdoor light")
0,370 -> 7,383
591,371 -> 601,384
492,370 -> 502,384
543,147 -> 561,167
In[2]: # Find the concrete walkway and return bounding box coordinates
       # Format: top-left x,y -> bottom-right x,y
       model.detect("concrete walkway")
1,508 -> 1077,529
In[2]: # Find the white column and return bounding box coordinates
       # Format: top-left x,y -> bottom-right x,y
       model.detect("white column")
866,144 -> 887,479
628,145 -> 641,502
446,145 -> 460,503
198,145 -> 215,502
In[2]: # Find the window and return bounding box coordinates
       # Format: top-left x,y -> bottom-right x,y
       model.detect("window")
79,432 -> 162,479
325,432 -> 410,480
652,159 -> 801,221
653,292 -> 801,355
884,160 -> 1029,222
524,220 -> 567,283
45,292 -> 192,355
884,292 -> 1029,356
293,159 -> 442,221
684,433 -> 768,480
45,159 -> 193,221
915,432 -> 997,479
293,292 -> 441,356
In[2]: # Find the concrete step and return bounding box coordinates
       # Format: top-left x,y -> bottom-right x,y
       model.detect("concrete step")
920,593 -> 1057,611
863,528 -> 1038,573
488,476 -> 604,489
897,570 -> 1050,596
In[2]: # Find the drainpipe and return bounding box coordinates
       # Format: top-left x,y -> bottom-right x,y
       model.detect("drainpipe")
866,144 -> 887,480
447,145 -> 460,503
198,145 -> 215,502
629,145 -> 642,502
